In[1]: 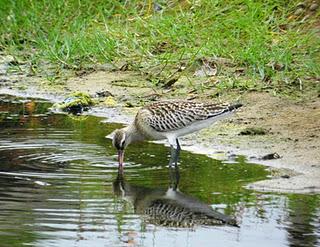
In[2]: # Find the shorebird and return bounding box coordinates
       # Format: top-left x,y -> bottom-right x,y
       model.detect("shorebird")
112,100 -> 242,167
113,166 -> 238,227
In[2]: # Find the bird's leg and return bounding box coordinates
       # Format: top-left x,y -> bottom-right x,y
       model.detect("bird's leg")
168,140 -> 181,167
169,165 -> 180,190
176,138 -> 181,151
168,146 -> 175,167
173,138 -> 181,165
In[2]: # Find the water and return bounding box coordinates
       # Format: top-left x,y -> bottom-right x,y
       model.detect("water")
0,94 -> 319,247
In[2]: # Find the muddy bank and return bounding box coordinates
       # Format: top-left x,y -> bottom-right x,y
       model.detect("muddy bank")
183,92 -> 320,194
1,56 -> 319,194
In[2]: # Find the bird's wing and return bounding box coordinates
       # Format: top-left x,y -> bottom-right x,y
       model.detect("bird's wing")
139,101 -> 241,132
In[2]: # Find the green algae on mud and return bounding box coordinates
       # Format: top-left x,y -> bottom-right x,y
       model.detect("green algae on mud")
52,91 -> 96,114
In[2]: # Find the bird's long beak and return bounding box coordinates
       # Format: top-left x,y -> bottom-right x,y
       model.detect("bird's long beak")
117,150 -> 124,167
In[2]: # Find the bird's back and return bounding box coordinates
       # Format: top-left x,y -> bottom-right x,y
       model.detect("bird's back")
136,100 -> 242,134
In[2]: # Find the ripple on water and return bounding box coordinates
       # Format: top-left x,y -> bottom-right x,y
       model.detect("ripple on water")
0,95 -> 319,247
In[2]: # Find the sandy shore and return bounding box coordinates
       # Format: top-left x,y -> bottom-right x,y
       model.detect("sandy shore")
1,57 -> 319,194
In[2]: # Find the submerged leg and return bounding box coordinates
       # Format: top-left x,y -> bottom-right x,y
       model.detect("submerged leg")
169,165 -> 180,190
168,141 -> 181,167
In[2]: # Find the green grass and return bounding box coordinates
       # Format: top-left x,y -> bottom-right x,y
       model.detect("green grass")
0,0 -> 319,96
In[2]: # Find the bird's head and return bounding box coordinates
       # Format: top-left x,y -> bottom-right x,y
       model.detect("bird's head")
112,128 -> 130,166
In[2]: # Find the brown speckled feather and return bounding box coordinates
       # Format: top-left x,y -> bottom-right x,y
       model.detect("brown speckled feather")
138,100 -> 242,132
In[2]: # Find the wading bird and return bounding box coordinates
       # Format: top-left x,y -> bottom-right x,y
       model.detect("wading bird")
112,100 -> 242,167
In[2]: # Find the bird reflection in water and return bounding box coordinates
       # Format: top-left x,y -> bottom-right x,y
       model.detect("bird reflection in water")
113,166 -> 238,228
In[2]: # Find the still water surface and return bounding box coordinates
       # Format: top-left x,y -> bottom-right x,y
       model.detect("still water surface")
0,95 -> 319,247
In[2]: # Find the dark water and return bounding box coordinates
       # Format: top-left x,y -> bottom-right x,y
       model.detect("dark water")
0,95 -> 319,247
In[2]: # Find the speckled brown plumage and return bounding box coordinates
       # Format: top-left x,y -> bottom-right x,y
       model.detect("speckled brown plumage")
136,100 -> 242,132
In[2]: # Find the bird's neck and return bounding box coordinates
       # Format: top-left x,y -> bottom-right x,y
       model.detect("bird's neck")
124,123 -> 145,144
